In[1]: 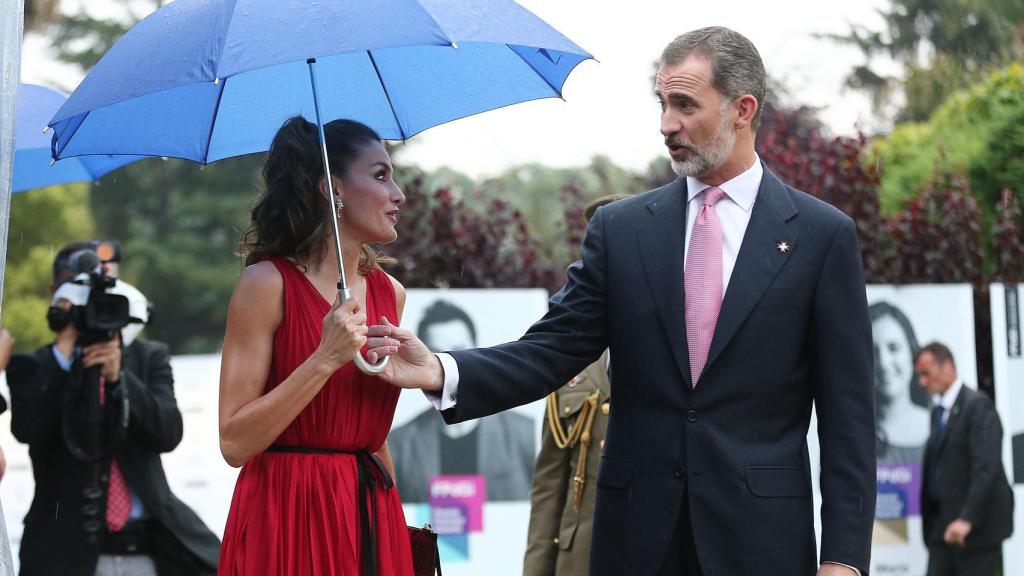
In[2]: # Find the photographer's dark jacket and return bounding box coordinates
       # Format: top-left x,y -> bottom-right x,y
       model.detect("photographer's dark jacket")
6,339 -> 220,576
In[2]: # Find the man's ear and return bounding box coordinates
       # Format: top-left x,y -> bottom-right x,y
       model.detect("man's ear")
734,94 -> 759,130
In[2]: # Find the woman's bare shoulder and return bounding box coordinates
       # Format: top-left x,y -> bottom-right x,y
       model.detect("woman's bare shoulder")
232,260 -> 285,305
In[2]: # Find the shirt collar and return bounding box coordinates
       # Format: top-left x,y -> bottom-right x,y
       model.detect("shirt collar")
685,154 -> 762,212
939,379 -> 963,411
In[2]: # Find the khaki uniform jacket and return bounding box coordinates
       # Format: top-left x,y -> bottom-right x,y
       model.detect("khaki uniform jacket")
523,350 -> 610,576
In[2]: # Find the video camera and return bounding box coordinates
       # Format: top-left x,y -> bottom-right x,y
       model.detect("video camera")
46,248 -> 139,346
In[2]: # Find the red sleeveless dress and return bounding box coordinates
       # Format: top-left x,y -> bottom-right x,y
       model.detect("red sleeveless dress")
219,258 -> 413,575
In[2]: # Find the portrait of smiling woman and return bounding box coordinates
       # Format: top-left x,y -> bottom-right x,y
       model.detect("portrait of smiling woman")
870,301 -> 931,464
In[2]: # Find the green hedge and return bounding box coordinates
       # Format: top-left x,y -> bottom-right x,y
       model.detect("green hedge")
873,63 -> 1024,215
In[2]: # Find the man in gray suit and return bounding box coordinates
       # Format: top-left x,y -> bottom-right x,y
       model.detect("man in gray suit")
918,341 -> 1014,576
389,299 -> 535,502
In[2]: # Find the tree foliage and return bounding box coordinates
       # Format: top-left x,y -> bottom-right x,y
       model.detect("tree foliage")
872,63 -> 1024,215
49,0 -> 162,71
829,0 -> 1024,122
84,156 -> 259,354
3,185 -> 96,351
383,175 -> 575,294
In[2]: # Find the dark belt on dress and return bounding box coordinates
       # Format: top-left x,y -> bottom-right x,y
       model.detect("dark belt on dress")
266,444 -> 394,576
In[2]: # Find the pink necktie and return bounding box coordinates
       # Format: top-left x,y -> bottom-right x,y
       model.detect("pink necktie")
685,186 -> 726,387
99,376 -> 132,531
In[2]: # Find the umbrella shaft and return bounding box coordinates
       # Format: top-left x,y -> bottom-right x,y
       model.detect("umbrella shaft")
307,58 -> 348,294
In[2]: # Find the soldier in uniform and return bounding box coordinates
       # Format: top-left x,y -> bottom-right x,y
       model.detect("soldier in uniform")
523,195 -> 626,576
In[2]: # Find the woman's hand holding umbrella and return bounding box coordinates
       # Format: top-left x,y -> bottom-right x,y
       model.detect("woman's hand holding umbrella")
313,296 -> 369,371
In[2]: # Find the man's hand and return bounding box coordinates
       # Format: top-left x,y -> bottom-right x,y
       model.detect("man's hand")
817,563 -> 859,575
944,518 -> 972,546
366,317 -> 443,392
82,337 -> 122,383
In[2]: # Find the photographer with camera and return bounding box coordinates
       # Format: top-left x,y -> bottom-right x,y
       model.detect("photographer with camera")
5,241 -> 219,576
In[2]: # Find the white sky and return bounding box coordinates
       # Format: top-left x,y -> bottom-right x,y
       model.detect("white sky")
20,0 -> 891,179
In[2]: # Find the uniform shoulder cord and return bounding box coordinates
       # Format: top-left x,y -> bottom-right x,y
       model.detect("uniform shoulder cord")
545,391 -> 600,511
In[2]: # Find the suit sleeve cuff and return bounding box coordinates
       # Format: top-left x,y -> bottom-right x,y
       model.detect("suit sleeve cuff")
424,353 -> 459,411
823,561 -> 861,575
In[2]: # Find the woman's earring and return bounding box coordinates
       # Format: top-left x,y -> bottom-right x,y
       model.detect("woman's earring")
334,196 -> 344,216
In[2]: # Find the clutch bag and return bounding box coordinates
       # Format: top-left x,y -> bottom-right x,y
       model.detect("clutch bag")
407,523 -> 442,576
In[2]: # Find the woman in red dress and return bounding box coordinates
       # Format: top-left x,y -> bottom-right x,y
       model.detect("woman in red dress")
218,116 -> 413,575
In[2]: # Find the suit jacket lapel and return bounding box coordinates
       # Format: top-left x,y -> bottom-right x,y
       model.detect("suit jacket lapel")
637,179 -> 692,386
703,167 -> 799,375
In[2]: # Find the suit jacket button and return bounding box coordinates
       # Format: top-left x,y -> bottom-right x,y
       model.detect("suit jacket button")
553,537 -> 559,545
687,410 -> 698,422
675,468 -> 684,479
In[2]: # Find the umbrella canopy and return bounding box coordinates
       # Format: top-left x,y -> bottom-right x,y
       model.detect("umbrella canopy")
48,0 -> 592,164
15,84 -> 143,192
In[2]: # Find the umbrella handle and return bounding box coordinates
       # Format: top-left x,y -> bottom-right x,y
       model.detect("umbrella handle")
340,287 -> 391,375
354,352 -> 390,375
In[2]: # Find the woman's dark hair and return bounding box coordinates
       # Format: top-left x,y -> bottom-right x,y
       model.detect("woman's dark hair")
869,301 -> 930,444
237,116 -> 395,273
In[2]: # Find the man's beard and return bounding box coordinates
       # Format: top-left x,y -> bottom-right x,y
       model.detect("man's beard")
669,111 -> 736,178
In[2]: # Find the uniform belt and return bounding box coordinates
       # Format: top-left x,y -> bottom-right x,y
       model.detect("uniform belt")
266,444 -> 394,576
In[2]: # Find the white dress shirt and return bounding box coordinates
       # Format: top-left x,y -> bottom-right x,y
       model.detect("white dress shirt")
683,156 -> 762,296
938,379 -> 964,425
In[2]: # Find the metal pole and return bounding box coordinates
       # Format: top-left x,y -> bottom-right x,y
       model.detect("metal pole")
305,58 -> 388,375
306,58 -> 348,294
0,0 -> 23,573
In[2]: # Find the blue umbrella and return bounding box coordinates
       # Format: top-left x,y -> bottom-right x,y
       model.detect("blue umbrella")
48,0 -> 592,372
47,0 -> 591,163
14,84 -> 143,193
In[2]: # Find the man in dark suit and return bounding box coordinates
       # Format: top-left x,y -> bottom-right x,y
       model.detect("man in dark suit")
5,243 -> 220,575
390,299 -> 535,502
917,342 -> 1014,576
370,26 -> 875,575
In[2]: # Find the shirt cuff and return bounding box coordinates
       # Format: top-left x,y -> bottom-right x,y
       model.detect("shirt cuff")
424,353 -> 459,411
823,561 -> 860,575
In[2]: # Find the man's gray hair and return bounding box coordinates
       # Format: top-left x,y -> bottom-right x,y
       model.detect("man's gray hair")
660,26 -> 766,128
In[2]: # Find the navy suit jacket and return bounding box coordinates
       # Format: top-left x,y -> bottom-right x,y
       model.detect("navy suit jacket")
444,167 -> 876,575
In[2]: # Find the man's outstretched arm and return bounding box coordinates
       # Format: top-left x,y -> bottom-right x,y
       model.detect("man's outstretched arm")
369,204 -> 612,422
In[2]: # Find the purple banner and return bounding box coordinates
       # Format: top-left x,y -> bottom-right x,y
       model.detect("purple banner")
428,475 -> 486,534
876,463 -> 921,519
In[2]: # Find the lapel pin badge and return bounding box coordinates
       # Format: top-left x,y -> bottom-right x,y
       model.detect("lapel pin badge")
777,241 -> 791,254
